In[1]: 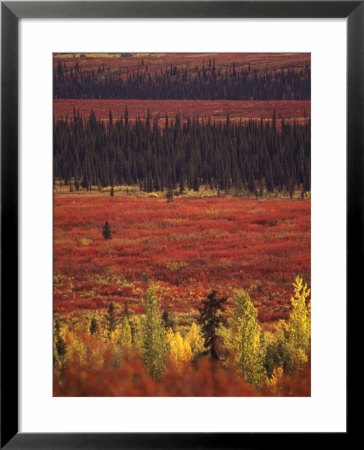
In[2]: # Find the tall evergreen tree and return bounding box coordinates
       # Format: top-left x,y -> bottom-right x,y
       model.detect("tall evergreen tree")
197,290 -> 227,361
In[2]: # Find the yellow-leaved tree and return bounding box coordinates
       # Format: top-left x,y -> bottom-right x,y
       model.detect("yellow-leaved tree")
166,329 -> 192,367
225,290 -> 266,386
265,276 -> 311,377
119,316 -> 132,348
141,285 -> 167,379
288,276 -> 311,353
186,322 -> 204,358
129,314 -> 144,348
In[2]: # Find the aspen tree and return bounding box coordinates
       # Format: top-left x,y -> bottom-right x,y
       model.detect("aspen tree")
288,276 -> 311,353
166,330 -> 192,366
265,277 -> 311,376
142,285 -> 166,379
186,322 -> 204,357
119,316 -> 132,347
227,290 -> 266,386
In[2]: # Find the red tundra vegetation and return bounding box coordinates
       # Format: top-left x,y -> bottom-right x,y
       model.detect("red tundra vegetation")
54,194 -> 310,323
53,52 -> 311,397
54,99 -> 310,127
54,349 -> 310,397
53,190 -> 311,397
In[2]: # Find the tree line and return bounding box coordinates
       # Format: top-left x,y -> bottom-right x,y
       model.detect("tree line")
54,59 -> 310,100
54,109 -> 310,196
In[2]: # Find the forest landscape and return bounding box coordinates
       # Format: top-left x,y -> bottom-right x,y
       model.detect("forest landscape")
53,53 -> 311,396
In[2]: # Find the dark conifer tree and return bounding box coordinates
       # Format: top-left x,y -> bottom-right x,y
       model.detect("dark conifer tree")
102,220 -> 112,240
124,300 -> 130,319
162,308 -> 174,330
105,301 -> 117,337
54,319 -> 67,370
89,317 -> 98,335
198,290 -> 227,361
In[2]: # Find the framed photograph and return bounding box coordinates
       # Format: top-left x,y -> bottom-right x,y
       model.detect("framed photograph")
1,1 -> 357,447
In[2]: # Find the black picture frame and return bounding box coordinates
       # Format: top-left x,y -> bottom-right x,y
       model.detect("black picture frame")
1,1 -> 357,448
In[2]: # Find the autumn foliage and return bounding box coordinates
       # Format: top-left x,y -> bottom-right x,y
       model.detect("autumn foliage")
54,271 -> 311,396
54,195 -> 310,323
53,52 -> 311,397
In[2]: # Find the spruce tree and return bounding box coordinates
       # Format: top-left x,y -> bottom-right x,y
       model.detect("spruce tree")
162,308 -> 174,331
89,317 -> 98,335
102,220 -> 112,240
105,301 -> 117,337
197,290 -> 227,361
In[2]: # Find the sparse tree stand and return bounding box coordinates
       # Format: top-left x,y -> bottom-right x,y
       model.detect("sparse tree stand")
198,290 -> 227,361
102,220 -> 112,240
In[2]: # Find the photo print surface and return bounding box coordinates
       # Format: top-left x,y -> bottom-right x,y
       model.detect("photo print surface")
53,53 -> 311,397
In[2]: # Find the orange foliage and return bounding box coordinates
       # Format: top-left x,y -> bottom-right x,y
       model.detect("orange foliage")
54,350 -> 256,397
54,196 -> 310,323
54,348 -> 310,397
261,365 -> 311,397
